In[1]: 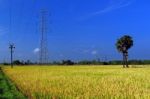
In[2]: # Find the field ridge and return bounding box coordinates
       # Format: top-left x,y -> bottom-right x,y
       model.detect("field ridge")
0,67 -> 27,99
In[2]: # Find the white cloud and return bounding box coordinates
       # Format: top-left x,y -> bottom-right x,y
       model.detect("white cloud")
79,0 -> 136,20
33,48 -> 40,54
83,49 -> 90,53
91,50 -> 98,55
92,0 -> 135,15
60,54 -> 64,57
0,26 -> 8,36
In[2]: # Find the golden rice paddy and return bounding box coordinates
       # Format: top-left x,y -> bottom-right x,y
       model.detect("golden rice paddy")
2,65 -> 150,99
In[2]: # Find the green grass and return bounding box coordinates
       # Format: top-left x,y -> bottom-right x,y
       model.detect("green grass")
0,67 -> 26,99
2,65 -> 150,99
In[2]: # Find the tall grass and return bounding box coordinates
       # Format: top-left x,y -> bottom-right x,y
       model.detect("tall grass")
2,66 -> 150,99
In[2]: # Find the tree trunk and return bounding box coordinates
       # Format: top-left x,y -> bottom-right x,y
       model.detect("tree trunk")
122,53 -> 125,68
125,52 -> 129,68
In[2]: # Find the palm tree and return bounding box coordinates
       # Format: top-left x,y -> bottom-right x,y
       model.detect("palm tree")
116,35 -> 133,68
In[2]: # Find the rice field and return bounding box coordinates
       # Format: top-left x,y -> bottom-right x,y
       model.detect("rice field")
2,65 -> 150,99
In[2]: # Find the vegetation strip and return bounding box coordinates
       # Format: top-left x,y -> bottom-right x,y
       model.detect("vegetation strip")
0,67 -> 26,99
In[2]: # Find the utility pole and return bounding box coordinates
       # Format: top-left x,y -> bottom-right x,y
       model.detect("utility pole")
9,44 -> 15,68
9,0 -> 15,68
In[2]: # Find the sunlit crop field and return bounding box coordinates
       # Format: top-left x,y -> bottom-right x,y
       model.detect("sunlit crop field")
2,65 -> 150,99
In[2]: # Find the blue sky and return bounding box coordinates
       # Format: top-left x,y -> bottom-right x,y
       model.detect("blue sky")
0,0 -> 150,62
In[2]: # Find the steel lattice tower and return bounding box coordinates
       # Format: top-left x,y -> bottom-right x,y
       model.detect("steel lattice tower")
39,10 -> 49,64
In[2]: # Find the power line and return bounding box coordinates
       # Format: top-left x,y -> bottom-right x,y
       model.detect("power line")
9,0 -> 12,43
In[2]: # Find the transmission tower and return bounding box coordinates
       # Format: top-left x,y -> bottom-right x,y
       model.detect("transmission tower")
39,10 -> 49,64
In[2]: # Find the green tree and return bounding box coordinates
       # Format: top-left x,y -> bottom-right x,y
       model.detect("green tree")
62,60 -> 75,65
116,35 -> 133,68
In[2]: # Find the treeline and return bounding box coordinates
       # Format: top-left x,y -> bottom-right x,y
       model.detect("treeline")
48,60 -> 150,65
2,60 -> 35,65
2,59 -> 150,65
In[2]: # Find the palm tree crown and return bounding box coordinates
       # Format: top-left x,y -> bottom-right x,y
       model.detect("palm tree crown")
116,35 -> 133,53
